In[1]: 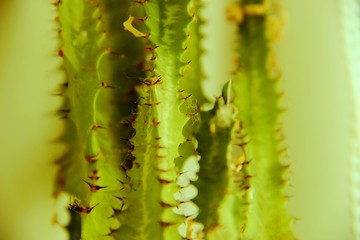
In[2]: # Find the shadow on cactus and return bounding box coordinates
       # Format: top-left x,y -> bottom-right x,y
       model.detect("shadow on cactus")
52,0 -> 295,239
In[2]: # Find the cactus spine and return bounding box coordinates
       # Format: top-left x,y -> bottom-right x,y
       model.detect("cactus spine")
53,0 -> 295,239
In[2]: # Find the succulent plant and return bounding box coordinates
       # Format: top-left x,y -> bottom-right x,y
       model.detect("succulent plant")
53,0 -> 294,239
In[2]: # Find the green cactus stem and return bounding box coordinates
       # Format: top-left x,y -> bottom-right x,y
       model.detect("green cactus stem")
180,0 -> 209,106
232,0 -> 294,239
53,0 -> 144,239
192,96 -> 236,238
118,0 -> 204,239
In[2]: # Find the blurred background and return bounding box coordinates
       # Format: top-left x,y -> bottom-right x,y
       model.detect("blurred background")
0,0 -> 357,239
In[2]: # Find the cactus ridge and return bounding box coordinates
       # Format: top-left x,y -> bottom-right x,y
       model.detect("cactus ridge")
229,121 -> 252,234
232,0 -> 294,239
180,0 -> 209,106
193,98 -> 234,235
117,0 -> 205,239
54,0 -> 145,239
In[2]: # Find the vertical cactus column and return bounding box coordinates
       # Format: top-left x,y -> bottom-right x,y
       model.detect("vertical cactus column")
232,0 -> 294,239
180,0 -> 209,106
192,96 -> 237,239
53,0 -> 144,239
119,0 -> 204,239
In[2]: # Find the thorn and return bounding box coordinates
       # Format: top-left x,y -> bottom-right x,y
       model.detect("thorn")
84,180 -> 107,192
143,102 -> 160,107
143,75 -> 161,86
108,48 -> 125,58
55,170 -> 65,186
158,178 -> 171,185
58,49 -> 64,57
144,68 -> 155,73
159,221 -> 174,227
139,16 -> 148,22
88,175 -> 100,181
238,134 -> 247,140
159,202 -> 172,208
69,203 -> 98,214
120,116 -> 136,126
88,169 -> 100,181
122,157 -> 134,170
181,94 -> 192,100
155,137 -> 161,141
237,142 -> 248,148
113,204 -> 125,215
51,214 -> 59,225
152,119 -> 160,126
101,82 -> 115,88
135,0 -> 149,4
58,108 -> 70,114
242,160 -> 250,166
145,45 -> 159,51
154,145 -> 165,149
52,0 -> 61,6
92,124 -> 106,130
117,179 -> 126,185
85,152 -> 101,163
120,166 -> 128,173
113,199 -> 128,211
113,195 -> 124,201
60,82 -> 68,88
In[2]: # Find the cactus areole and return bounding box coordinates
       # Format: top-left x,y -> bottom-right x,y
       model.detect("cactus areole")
53,0 -> 295,239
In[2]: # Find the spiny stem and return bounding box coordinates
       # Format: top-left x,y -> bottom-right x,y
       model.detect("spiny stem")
232,0 -> 294,239
119,0 -> 204,239
54,0 -> 144,239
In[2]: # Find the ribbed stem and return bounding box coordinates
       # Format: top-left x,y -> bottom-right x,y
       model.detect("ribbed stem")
233,1 -> 294,239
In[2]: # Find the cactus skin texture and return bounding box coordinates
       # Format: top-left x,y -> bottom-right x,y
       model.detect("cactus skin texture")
54,0 -> 145,239
53,0 -> 295,239
120,1 -> 204,239
232,0 -> 295,239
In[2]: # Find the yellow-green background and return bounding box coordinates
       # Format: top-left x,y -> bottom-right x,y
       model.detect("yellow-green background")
0,1 -> 354,239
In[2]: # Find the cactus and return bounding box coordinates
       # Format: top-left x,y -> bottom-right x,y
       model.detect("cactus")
231,1 -> 294,239
53,0 -> 294,239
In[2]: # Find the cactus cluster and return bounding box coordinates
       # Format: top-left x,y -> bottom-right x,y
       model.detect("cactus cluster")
53,0 -> 294,239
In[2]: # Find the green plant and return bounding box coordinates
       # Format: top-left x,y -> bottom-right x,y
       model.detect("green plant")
53,0 -> 294,239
